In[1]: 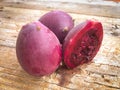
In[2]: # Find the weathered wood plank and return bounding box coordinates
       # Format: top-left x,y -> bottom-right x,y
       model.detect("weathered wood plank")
0,41 -> 120,90
0,72 -> 70,90
0,6 -> 120,26
0,0 -> 120,18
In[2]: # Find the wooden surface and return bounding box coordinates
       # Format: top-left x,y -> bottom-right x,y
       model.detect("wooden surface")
0,0 -> 120,18
0,1 -> 120,90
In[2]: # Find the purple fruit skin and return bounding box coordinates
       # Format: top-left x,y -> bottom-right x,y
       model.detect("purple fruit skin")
16,21 -> 62,76
39,10 -> 74,43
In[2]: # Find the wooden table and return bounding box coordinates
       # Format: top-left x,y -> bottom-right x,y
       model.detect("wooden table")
0,0 -> 120,90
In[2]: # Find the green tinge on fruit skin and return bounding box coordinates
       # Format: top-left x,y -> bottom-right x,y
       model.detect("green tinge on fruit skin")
39,10 -> 74,44
16,21 -> 62,76
63,20 -> 103,69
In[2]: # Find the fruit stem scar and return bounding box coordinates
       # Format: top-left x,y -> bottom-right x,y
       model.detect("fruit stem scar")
36,26 -> 41,31
72,19 -> 75,22
63,26 -> 68,32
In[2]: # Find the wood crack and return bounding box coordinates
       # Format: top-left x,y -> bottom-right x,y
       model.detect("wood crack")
84,80 -> 120,89
95,63 -> 120,68
0,44 -> 15,48
86,70 -> 118,77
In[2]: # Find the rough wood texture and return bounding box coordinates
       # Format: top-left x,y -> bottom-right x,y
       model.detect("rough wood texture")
0,0 -> 120,18
0,1 -> 120,90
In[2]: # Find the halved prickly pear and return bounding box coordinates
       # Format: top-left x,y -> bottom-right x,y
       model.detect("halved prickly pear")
16,21 -> 62,76
63,20 -> 103,69
39,10 -> 74,43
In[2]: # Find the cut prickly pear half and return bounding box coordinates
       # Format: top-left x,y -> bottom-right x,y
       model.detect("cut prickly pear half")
63,20 -> 103,69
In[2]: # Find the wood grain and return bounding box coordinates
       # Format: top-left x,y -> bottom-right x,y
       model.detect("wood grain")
0,0 -> 120,18
0,1 -> 120,90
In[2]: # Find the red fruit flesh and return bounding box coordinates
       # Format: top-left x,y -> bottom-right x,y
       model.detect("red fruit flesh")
16,21 -> 62,76
63,20 -> 103,69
